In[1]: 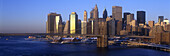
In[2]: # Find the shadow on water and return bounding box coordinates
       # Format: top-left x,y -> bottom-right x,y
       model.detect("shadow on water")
96,47 -> 109,56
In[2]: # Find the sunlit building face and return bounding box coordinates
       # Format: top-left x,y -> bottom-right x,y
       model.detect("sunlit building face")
70,12 -> 77,34
55,16 -> 60,33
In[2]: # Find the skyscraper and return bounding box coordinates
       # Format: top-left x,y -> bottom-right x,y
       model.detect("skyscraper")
84,10 -> 87,21
89,4 -> 99,35
123,12 -> 131,29
112,6 -> 122,21
93,4 -> 99,19
70,12 -> 78,34
123,12 -> 131,25
78,19 -> 81,34
81,21 -> 87,34
127,14 -> 134,25
137,11 -> 145,25
106,17 -> 116,36
47,13 -> 62,33
158,16 -> 164,24
103,8 -> 107,19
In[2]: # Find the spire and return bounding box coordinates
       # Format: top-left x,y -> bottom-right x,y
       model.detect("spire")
95,4 -> 98,9
103,8 -> 107,19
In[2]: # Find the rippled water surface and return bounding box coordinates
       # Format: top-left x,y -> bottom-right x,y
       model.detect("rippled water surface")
0,36 -> 169,56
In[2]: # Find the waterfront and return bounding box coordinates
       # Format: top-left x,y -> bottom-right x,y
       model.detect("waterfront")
0,36 -> 169,56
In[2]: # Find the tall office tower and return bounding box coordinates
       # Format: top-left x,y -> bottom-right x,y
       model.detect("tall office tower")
81,21 -> 87,34
84,10 -> 87,21
87,22 -> 92,34
103,8 -> 107,19
77,19 -> 81,34
123,12 -> 131,24
70,12 -> 78,34
112,6 -> 122,21
88,4 -> 99,35
116,21 -> 122,35
137,11 -> 145,25
90,4 -> 99,19
123,12 -> 131,29
164,18 -> 169,24
158,16 -> 164,24
148,21 -> 155,28
93,4 -> 99,19
106,17 -> 116,36
127,14 -> 134,25
47,13 -> 62,33
63,20 -> 70,34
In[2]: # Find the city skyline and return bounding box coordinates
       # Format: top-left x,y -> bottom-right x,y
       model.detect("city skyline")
1,0 -> 170,33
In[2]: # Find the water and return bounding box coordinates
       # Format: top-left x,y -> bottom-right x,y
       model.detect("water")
0,36 -> 169,56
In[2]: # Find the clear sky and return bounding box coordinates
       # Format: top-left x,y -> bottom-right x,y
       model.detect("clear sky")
0,0 -> 170,33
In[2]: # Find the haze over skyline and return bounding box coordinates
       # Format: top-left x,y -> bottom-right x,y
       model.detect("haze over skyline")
0,0 -> 170,33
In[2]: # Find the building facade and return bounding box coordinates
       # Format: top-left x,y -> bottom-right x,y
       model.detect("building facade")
70,12 -> 78,34
137,11 -> 145,25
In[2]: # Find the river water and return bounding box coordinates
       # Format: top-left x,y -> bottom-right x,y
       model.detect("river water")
0,36 -> 169,56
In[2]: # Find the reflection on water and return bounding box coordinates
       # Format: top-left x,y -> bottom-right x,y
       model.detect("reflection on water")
0,36 -> 169,56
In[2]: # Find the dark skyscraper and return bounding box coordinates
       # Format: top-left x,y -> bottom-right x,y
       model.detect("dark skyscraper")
158,16 -> 164,24
123,12 -> 131,24
103,8 -> 107,19
137,11 -> 145,25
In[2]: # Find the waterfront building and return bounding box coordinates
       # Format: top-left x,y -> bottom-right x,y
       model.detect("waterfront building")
87,22 -> 92,34
112,6 -> 122,21
63,20 -> 70,34
84,10 -> 87,21
47,13 -> 62,33
126,24 -> 132,35
150,26 -> 170,45
148,21 -> 155,28
116,21 -> 122,35
163,18 -> 169,24
106,16 -> 116,36
158,16 -> 164,24
81,21 -> 87,34
78,19 -> 81,34
103,8 -> 107,19
149,26 -> 164,43
123,12 -> 131,29
70,12 -> 78,34
127,14 -> 134,25
88,4 -> 99,35
137,11 -> 145,25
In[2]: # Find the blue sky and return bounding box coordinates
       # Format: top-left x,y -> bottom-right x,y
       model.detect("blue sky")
0,0 -> 170,33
